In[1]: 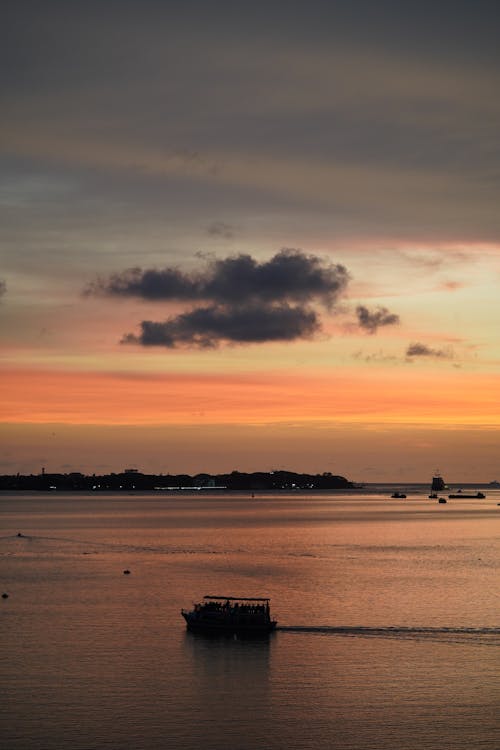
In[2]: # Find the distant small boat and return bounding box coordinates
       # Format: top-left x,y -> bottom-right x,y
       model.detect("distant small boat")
391,492 -> 406,498
182,595 -> 277,634
438,497 -> 447,504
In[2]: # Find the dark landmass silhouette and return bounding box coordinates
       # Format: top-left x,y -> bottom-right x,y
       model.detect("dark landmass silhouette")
0,469 -> 354,492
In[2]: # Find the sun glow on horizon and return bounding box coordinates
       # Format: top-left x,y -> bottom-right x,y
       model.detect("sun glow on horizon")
2,366 -> 498,427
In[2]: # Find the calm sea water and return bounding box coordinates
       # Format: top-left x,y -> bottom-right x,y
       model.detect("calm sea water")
1,489 -> 499,750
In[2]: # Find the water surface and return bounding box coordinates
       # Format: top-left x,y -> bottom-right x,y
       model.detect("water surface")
1,490 -> 499,749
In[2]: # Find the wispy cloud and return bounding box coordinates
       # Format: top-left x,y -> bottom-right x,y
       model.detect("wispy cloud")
356,305 -> 400,334
406,342 -> 453,360
207,221 -> 236,239
352,349 -> 398,363
438,280 -> 465,292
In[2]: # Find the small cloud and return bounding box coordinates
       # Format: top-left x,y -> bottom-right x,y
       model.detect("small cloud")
438,280 -> 465,292
207,221 -> 236,239
401,250 -> 444,270
356,305 -> 400,334
122,303 -> 320,348
352,349 -> 398,363
406,342 -> 453,360
402,249 -> 473,270
172,148 -> 219,176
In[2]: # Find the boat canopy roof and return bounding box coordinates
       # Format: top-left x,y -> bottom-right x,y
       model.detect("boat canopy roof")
203,595 -> 270,602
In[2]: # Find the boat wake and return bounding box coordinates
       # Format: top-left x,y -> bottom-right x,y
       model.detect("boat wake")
277,625 -> 500,646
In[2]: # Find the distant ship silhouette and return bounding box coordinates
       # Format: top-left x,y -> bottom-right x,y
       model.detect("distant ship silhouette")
431,474 -> 447,493
429,472 -> 447,498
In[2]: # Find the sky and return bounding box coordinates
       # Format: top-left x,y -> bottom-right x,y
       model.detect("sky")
1,0 -> 499,481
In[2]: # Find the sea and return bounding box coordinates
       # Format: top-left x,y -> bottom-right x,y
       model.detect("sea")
1,487 -> 499,750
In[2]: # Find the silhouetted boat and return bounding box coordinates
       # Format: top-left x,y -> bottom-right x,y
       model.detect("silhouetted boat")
182,596 -> 277,634
391,492 -> 406,498
429,474 -> 448,500
448,491 -> 485,499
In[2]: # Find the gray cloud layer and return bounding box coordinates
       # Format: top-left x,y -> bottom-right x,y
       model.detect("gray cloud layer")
4,0 -> 500,249
88,249 -> 349,348
356,305 -> 400,334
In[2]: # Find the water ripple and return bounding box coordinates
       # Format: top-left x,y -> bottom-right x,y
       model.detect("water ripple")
277,625 -> 500,645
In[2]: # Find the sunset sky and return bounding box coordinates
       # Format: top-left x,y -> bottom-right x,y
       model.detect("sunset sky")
1,1 -> 499,481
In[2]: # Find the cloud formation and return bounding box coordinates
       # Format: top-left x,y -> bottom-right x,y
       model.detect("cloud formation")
356,305 -> 400,334
87,249 -> 350,348
122,304 -> 320,348
87,249 -> 349,308
406,342 -> 453,359
207,221 -> 236,239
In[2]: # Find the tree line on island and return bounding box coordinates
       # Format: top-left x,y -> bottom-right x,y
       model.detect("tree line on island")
0,469 -> 354,492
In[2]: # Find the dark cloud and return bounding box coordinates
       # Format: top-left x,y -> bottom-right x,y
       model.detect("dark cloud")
356,305 -> 400,334
122,304 -> 319,348
86,249 -> 350,308
406,342 -> 452,359
86,249 -> 350,348
86,266 -> 199,301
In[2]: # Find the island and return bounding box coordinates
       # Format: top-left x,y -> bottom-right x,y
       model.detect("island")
0,469 -> 354,492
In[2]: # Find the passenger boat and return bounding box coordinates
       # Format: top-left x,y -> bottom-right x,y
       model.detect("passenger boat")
181,595 -> 277,634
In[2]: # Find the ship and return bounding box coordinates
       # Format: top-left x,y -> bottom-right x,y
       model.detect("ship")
181,596 -> 277,634
430,473 -> 447,494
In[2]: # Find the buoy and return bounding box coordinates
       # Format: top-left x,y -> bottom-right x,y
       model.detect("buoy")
17,532 -> 23,537
2,593 -> 9,599
123,569 -> 131,575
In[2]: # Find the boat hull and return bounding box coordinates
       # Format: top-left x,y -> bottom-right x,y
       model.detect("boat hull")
182,611 -> 277,634
448,493 -> 485,499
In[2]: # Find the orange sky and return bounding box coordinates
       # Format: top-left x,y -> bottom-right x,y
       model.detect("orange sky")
2,366 -> 499,427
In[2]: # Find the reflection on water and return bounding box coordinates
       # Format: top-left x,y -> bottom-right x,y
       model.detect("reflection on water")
1,491 -> 499,750
183,631 -> 273,746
